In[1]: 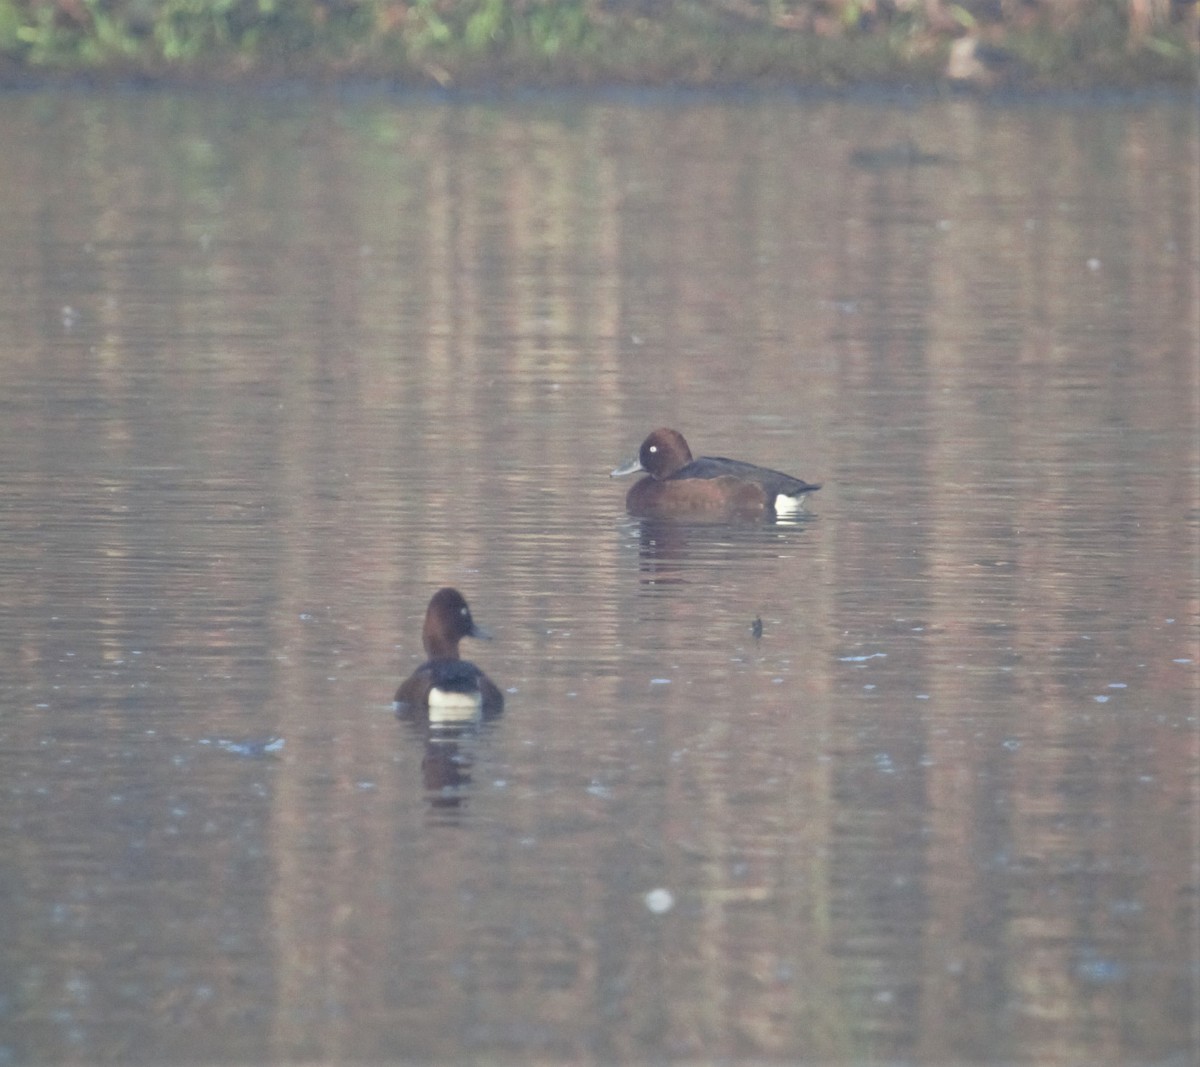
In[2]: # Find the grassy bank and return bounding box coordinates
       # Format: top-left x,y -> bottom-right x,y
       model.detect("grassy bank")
0,1 -> 1195,89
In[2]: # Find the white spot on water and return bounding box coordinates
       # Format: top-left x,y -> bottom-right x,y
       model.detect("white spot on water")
644,888 -> 674,914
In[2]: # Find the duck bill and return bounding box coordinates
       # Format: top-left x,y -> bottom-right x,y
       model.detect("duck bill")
610,456 -> 644,478
468,623 -> 494,641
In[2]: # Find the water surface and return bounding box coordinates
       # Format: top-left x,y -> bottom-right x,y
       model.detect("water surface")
0,90 -> 1196,1064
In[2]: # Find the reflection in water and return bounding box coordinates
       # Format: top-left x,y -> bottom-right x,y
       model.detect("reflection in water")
397,704 -> 505,818
421,733 -> 473,809
630,515 -> 819,588
402,720 -> 498,818
0,92 -> 1194,1065
848,139 -> 954,170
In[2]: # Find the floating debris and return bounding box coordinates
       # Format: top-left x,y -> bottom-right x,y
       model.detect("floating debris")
212,737 -> 284,758
849,141 -> 950,170
644,888 -> 675,914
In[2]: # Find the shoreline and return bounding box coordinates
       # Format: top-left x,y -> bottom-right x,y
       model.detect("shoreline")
0,3 -> 1195,94
2,73 -> 1195,104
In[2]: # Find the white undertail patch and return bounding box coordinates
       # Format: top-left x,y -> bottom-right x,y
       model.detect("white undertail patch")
428,688 -> 483,724
774,492 -> 808,516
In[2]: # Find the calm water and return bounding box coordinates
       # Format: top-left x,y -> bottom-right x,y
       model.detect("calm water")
0,90 -> 1196,1064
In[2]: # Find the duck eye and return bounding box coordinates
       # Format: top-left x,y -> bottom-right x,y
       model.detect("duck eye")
649,445 -> 657,454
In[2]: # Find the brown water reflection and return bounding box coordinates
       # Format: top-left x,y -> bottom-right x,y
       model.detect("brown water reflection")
0,91 -> 1195,1064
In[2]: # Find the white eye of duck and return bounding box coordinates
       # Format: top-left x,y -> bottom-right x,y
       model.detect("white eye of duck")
649,445 -> 657,454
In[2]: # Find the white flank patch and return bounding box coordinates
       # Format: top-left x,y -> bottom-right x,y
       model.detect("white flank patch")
428,688 -> 483,724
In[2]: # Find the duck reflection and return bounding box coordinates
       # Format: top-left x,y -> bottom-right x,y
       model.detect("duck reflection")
397,709 -> 503,815
631,515 -> 817,587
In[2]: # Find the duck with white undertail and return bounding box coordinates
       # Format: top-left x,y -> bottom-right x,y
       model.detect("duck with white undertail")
611,428 -> 821,520
394,588 -> 504,724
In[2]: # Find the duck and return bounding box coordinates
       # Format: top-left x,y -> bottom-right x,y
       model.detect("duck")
611,427 -> 820,520
394,588 -> 504,722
